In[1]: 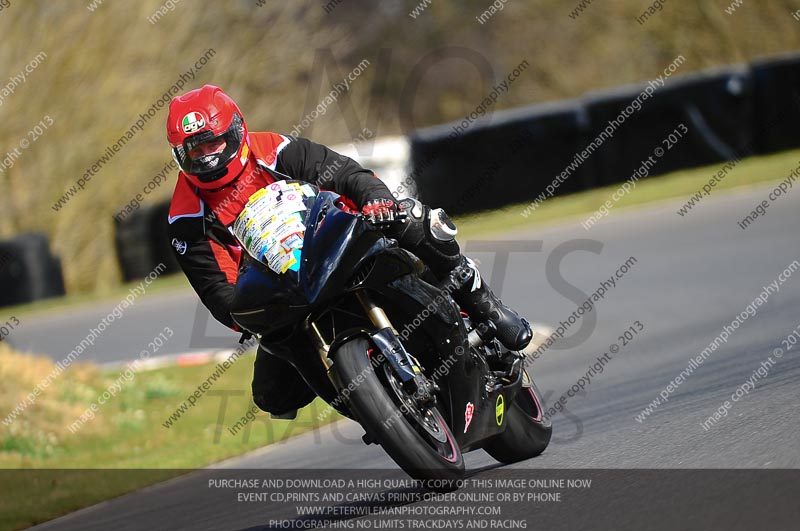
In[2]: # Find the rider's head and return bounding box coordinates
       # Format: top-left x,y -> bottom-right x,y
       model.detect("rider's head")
167,85 -> 251,190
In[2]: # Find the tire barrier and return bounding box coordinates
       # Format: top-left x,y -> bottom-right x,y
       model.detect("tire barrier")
0,233 -> 65,308
114,202 -> 180,282
584,66 -> 755,187
410,101 -> 591,215
751,55 -> 800,154
411,54 -> 800,214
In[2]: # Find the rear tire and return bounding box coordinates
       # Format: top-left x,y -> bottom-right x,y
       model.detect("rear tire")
484,372 -> 552,464
332,337 -> 465,484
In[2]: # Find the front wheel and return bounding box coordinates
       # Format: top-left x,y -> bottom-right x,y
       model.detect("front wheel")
483,369 -> 552,464
331,337 -> 465,483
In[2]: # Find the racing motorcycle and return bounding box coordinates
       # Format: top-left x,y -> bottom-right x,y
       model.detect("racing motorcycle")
229,180 -> 551,482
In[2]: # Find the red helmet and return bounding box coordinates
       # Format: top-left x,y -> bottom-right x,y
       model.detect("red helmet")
167,85 -> 251,190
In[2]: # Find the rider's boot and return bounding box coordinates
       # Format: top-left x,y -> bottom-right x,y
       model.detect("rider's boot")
446,257 -> 533,352
389,197 -> 532,351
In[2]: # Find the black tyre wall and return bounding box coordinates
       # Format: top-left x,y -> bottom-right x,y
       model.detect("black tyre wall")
410,55 -> 800,215
114,201 -> 180,282
0,233 -> 65,307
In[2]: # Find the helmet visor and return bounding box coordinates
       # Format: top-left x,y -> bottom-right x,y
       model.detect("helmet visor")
172,113 -> 244,181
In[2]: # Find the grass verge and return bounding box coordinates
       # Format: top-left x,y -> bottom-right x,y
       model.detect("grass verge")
0,344 -> 339,530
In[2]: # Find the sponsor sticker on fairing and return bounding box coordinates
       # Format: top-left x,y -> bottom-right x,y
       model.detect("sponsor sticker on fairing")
464,402 -> 474,433
496,395 -> 505,426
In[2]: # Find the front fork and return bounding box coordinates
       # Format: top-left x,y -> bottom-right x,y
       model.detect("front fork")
355,290 -> 438,405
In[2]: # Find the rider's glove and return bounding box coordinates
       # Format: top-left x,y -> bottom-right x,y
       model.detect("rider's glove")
362,198 -> 403,225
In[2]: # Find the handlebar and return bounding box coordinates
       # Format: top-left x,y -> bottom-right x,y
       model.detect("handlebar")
361,209 -> 408,227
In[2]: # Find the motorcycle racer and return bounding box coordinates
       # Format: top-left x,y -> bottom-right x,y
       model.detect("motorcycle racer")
166,85 -> 532,418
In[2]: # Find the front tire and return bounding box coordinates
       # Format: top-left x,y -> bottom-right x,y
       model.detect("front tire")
483,371 -> 552,464
332,337 -> 465,483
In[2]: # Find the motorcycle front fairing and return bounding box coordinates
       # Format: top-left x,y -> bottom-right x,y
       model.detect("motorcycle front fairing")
300,191 -> 384,304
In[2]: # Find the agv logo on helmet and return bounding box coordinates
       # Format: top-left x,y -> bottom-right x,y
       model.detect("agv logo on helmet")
182,112 -> 206,134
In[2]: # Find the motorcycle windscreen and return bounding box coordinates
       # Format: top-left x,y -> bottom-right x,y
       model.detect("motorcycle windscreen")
231,180 -> 320,280
300,196 -> 366,303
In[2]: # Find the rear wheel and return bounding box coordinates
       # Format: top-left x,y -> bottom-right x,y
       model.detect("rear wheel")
484,369 -> 552,463
332,337 -> 465,484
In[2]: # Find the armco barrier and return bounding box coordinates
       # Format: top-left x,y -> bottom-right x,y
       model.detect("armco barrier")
0,233 -> 65,308
411,54 -> 800,214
